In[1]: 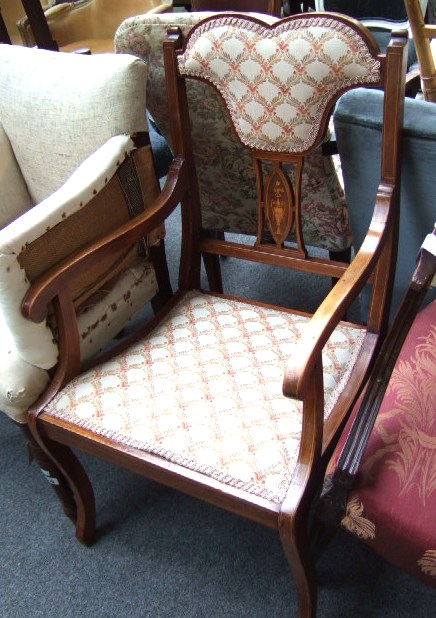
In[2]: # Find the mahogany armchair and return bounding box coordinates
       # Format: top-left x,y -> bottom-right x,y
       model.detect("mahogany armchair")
23,13 -> 407,617
318,226 -> 436,590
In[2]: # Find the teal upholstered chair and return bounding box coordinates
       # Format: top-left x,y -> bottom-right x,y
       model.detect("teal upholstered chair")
333,88 -> 436,321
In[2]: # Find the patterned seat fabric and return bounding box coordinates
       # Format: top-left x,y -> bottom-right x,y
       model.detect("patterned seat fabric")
115,11 -> 352,251
178,16 -> 380,153
328,300 -> 436,588
44,290 -> 365,503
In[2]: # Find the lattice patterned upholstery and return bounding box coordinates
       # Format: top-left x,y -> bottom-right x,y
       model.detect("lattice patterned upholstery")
43,290 -> 365,503
327,300 -> 436,588
115,12 -> 352,251
178,16 -> 381,153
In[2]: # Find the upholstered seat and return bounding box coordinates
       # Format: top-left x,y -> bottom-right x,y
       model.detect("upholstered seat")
44,290 -> 365,503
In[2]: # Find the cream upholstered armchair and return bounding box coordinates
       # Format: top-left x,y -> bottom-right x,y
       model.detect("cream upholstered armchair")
0,44 -> 170,482
18,0 -> 173,53
115,11 -> 353,268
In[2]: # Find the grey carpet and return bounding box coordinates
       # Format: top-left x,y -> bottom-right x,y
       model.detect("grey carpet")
1,200 -> 435,618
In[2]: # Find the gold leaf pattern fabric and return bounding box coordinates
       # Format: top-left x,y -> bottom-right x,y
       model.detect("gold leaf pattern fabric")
342,497 -> 375,540
44,291 -> 365,504
178,16 -> 380,152
331,301 -> 436,588
418,550 -> 436,578
382,325 -> 436,503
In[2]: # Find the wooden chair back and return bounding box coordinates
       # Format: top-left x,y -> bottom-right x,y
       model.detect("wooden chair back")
164,12 -> 407,330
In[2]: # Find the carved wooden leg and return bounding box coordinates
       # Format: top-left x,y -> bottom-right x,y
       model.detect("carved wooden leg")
21,424 -> 96,545
279,510 -> 317,618
20,423 -> 77,521
43,437 -> 96,546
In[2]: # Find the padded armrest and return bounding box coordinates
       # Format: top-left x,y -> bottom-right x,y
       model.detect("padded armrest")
0,135 -> 133,368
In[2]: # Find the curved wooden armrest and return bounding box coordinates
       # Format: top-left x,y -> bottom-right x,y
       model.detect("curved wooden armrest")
317,226 -> 436,528
22,157 -> 187,324
283,188 -> 394,402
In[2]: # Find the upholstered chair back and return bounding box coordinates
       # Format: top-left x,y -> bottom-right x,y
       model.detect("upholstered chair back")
115,11 -> 352,255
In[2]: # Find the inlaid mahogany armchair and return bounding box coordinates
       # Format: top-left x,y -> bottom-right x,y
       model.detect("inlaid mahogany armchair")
22,13 -> 407,617
0,43 -> 171,512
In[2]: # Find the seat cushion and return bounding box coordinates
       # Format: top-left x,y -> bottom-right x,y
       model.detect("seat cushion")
331,300 -> 436,588
43,290 -> 365,503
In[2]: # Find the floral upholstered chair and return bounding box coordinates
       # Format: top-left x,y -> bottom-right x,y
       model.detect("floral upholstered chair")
115,11 -> 352,265
0,44 -> 170,511
23,13 -> 408,617
319,228 -> 436,591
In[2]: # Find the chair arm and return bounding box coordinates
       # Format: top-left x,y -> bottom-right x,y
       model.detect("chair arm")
0,135 -> 135,372
317,227 -> 436,527
22,157 -> 187,325
283,188 -> 395,402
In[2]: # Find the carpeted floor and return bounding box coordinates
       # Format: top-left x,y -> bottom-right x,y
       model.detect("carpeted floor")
1,410 -> 435,618
1,203 -> 435,617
